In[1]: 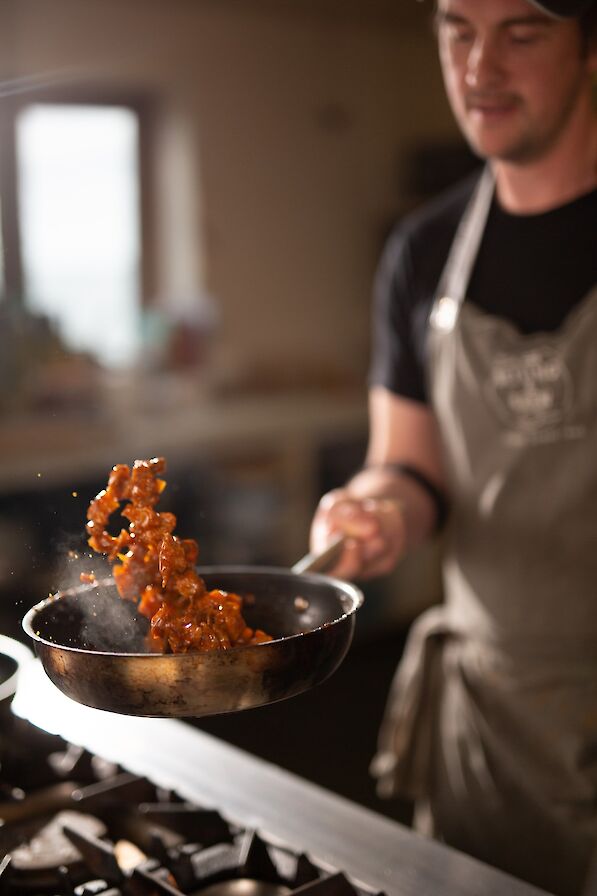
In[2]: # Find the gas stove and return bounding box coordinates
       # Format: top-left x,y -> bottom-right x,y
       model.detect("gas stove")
3,652 -> 551,896
0,716 -> 348,896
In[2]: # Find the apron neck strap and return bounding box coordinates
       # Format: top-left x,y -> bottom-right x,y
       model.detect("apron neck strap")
437,166 -> 495,306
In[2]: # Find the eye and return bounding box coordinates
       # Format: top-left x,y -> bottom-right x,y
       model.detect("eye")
508,26 -> 543,44
445,23 -> 475,44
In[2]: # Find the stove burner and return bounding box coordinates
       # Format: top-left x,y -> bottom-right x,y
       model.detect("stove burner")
48,742 -> 119,781
8,809 -> 107,892
0,717 -> 384,896
138,803 -> 233,845
198,878 -> 291,896
11,810 -> 107,871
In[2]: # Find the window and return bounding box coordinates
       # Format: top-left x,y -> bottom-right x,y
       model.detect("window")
16,104 -> 141,367
0,94 -> 152,369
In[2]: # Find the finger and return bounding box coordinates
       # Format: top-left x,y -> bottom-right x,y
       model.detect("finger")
359,526 -> 406,580
317,489 -> 353,513
311,502 -> 379,551
330,502 -> 381,539
310,515 -> 341,553
324,537 -> 366,581
311,492 -> 356,550
360,534 -> 387,563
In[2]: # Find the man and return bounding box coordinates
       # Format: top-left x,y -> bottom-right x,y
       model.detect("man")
310,1 -> 597,893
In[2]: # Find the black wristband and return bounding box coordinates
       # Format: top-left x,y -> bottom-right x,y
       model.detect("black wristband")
365,462 -> 449,533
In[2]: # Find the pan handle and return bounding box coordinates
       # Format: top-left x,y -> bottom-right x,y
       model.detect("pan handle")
291,534 -> 346,575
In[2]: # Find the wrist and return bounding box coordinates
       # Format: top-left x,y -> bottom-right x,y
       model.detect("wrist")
345,464 -> 444,549
364,463 -> 448,534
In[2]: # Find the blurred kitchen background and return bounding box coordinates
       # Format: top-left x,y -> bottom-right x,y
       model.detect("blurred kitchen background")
0,0 -> 479,822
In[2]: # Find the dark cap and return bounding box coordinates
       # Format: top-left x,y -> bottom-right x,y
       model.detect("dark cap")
527,0 -> 595,16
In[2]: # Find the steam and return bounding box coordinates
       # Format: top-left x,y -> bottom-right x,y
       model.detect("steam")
48,519 -> 149,654
76,581 -> 149,654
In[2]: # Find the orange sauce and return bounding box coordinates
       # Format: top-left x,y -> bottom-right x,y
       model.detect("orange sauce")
82,457 -> 272,653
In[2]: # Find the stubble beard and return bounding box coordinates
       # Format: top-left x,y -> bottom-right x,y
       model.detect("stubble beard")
460,72 -> 587,165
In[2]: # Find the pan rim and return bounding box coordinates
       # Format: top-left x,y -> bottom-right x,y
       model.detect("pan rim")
22,566 -> 363,658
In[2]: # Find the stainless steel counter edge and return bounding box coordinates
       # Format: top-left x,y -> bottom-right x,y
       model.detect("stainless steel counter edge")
12,658 -> 553,896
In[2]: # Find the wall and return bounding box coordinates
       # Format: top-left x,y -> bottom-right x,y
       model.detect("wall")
3,0 -> 460,389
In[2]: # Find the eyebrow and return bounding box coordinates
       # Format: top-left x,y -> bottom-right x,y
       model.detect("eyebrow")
435,11 -> 556,29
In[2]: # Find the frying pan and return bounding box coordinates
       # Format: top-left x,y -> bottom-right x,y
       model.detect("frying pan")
22,544 -> 363,718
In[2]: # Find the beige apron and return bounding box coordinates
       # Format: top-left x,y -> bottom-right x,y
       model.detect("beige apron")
371,169 -> 597,896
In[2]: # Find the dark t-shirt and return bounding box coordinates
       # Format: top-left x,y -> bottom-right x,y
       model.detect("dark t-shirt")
369,169 -> 597,404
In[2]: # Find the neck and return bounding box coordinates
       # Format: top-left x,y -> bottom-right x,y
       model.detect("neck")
492,96 -> 597,215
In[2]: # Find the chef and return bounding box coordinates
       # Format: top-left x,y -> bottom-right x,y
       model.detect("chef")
310,1 -> 597,893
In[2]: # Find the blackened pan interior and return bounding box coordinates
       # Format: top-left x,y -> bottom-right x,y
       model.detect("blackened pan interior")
29,583 -> 150,653
25,567 -> 361,655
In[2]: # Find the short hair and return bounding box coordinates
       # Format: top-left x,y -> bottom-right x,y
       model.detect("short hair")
580,3 -> 597,46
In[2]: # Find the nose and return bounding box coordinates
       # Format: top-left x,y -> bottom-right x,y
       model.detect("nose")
465,36 -> 503,89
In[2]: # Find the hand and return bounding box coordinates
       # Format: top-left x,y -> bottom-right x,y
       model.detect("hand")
310,489 -> 406,581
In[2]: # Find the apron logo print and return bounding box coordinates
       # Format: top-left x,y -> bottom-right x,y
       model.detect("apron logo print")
487,346 -> 572,433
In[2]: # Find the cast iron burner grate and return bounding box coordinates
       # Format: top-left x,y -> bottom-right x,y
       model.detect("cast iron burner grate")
0,717 -> 384,896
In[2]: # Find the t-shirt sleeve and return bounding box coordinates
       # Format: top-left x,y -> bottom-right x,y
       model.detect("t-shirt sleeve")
368,225 -> 427,404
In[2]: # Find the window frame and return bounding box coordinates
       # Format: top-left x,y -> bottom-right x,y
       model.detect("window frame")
0,85 -> 157,308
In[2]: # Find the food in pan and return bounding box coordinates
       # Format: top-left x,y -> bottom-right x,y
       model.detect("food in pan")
82,457 -> 272,653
